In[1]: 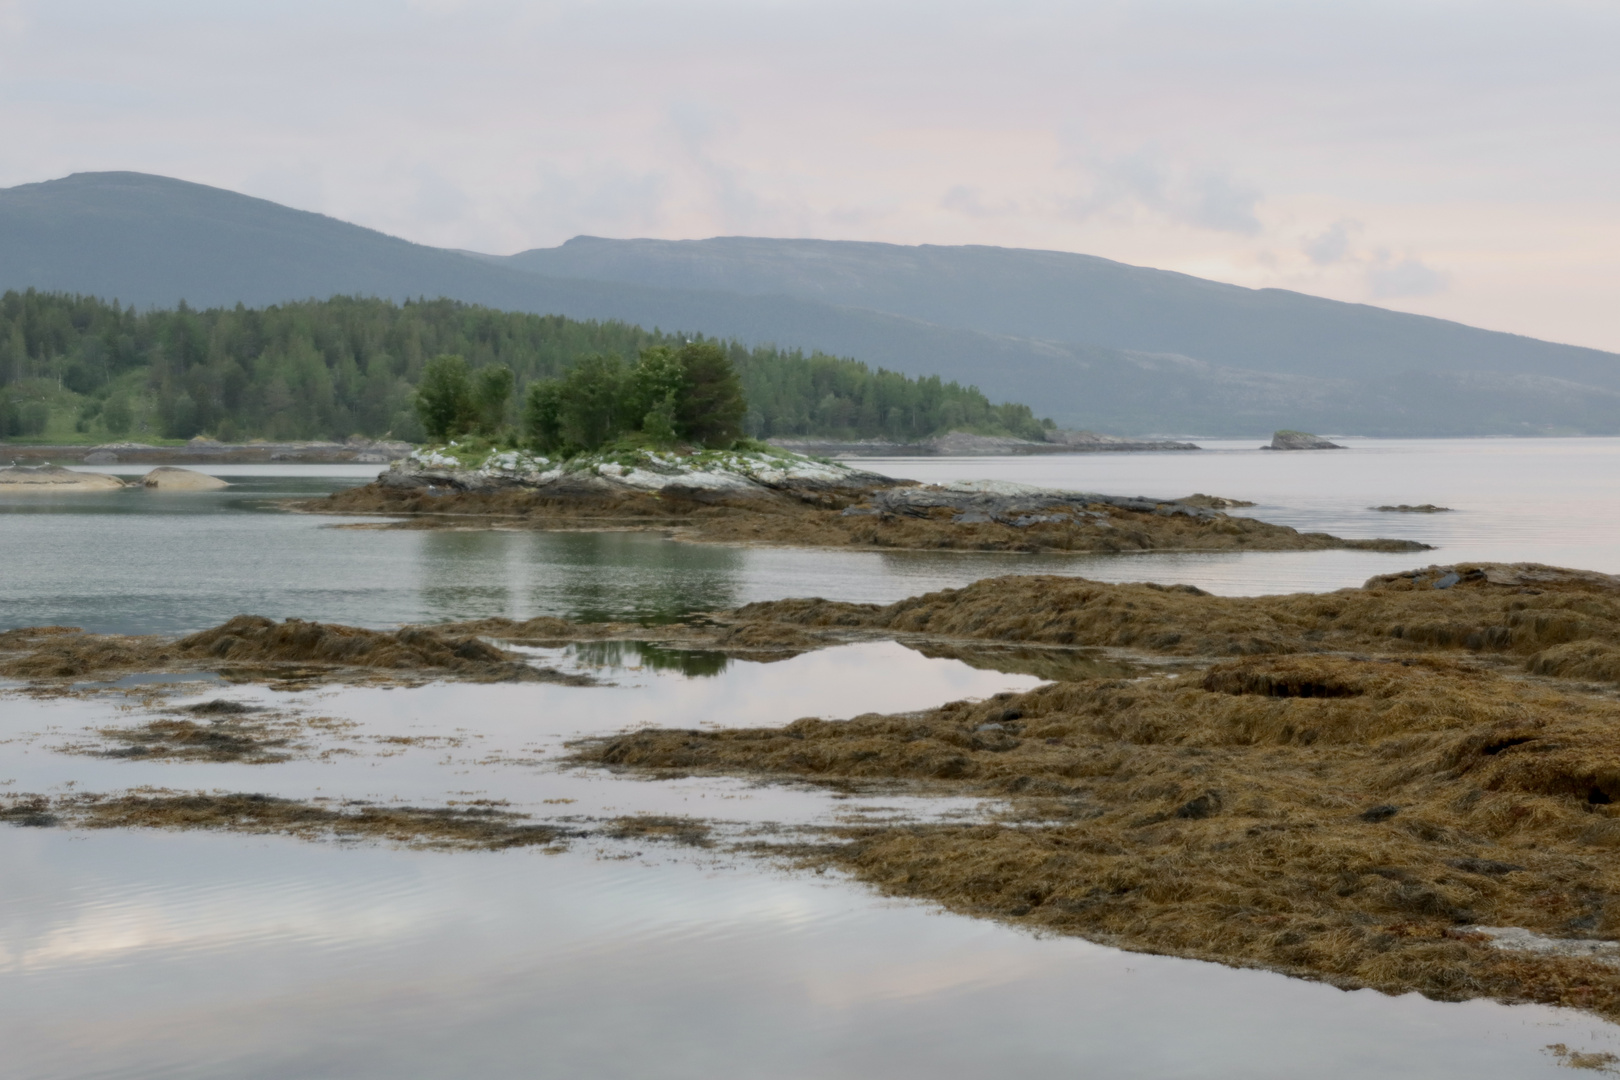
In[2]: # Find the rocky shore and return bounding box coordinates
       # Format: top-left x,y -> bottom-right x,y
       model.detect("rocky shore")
3,436 -> 411,466
10,561 -> 1620,1019
0,464 -> 232,492
564,561 -> 1620,1022
306,445 -> 1426,555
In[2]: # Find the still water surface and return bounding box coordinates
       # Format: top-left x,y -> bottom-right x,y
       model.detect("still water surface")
5,439 -> 1620,1077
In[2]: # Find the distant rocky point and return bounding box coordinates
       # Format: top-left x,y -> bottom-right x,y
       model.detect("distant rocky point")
1264,430 -> 1346,451
0,463 -> 232,492
769,429 -> 1199,457
1373,504 -> 1453,513
0,464 -> 124,491
7,437 -> 412,467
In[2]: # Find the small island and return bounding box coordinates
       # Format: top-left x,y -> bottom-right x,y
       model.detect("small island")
1264,429 -> 1346,450
306,347 -> 1424,555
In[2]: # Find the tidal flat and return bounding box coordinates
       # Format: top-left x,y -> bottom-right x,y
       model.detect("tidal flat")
10,443 -> 1620,1077
11,561 -> 1620,1026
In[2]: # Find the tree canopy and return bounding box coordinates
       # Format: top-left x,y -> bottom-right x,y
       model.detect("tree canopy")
0,290 -> 1051,444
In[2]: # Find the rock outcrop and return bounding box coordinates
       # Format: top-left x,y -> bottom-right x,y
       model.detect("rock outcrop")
4,439 -> 412,466
1265,429 -> 1345,450
0,464 -> 124,491
768,429 -> 1200,456
374,445 -> 900,502
141,467 -> 230,491
310,445 -> 1426,555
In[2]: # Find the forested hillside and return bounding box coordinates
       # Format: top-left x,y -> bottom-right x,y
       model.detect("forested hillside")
0,291 -> 1047,444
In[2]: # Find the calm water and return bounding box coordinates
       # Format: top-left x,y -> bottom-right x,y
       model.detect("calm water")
5,439 -> 1620,1077
5,437 -> 1620,634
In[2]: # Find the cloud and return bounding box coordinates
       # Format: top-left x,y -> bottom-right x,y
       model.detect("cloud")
1303,219 -> 1360,265
1186,172 -> 1261,235
1367,255 -> 1448,298
1059,149 -> 1264,236
410,165 -> 471,225
941,185 -> 1015,219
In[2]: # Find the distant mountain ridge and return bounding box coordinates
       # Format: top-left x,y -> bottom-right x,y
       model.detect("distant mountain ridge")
503,236 -> 1620,388
2,170 -> 1616,436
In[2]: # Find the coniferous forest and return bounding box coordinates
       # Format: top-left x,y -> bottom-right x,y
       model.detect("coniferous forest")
0,290 -> 1051,444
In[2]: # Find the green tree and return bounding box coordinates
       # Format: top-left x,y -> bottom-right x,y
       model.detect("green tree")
101,395 -> 133,436
555,354 -> 628,450
675,342 -> 745,446
414,354 -> 475,439
522,380 -> 564,452
641,392 -> 678,446
473,364 -> 514,435
0,291 -> 1053,446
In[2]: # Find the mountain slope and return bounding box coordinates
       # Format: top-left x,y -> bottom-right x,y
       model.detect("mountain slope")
502,236 -> 1620,390
2,171 -> 1617,436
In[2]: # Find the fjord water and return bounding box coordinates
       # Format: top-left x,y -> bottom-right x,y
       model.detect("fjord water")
6,438 -> 1620,1078
6,437 -> 1620,634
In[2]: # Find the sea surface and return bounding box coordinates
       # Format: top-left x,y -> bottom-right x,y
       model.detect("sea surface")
4,437 -> 1620,1078
4,437 -> 1620,634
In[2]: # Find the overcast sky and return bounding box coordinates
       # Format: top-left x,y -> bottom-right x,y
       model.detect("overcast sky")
1,0 -> 1616,350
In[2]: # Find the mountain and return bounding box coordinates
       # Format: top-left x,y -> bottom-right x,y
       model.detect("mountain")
2,170 -> 1617,436
502,237 -> 1620,390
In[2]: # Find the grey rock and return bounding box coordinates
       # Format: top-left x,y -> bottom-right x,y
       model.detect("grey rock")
1434,572 -> 1461,589
856,482 -> 1220,526
1265,430 -> 1346,450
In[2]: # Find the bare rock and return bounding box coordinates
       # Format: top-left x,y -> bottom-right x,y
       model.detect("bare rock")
141,467 -> 229,491
0,465 -> 124,491
1265,430 -> 1345,450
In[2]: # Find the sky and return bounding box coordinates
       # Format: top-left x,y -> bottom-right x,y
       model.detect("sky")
1,0 -> 1617,351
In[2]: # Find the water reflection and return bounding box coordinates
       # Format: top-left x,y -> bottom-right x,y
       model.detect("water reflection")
413,531 -> 750,625
568,640 -> 733,677
2,827 -> 1613,1080
904,641 -> 1155,682
12,440 -> 1620,637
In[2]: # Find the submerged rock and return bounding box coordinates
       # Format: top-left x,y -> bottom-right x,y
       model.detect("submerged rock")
1373,504 -> 1453,513
141,466 -> 229,491
1265,430 -> 1346,450
0,464 -> 124,491
844,480 -> 1221,526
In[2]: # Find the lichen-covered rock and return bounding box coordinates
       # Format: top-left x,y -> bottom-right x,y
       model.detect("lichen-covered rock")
380,444 -> 901,500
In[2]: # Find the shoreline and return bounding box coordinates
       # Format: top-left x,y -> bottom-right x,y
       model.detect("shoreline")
7,562 -> 1620,1018
7,562 -> 1620,1017
1,439 -> 411,466
298,447 -> 1428,555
